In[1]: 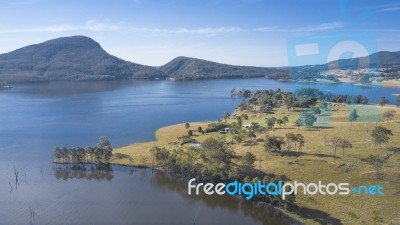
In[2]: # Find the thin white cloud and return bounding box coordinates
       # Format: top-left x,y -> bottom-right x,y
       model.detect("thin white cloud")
0,20 -> 119,34
255,22 -> 343,33
0,21 -> 342,36
378,6 -> 400,12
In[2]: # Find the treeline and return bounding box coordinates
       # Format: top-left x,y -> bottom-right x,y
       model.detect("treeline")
151,136 -> 297,209
233,88 -> 370,111
53,136 -> 113,164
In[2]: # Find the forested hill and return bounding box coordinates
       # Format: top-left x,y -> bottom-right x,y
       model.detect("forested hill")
0,36 -> 165,83
0,36 -> 289,83
159,56 -> 288,80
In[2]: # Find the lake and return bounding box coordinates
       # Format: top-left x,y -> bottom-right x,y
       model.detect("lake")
1,78 -> 399,225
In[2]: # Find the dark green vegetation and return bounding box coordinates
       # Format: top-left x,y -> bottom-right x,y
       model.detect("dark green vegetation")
0,36 -> 164,83
52,136 -> 113,164
1,35 -> 400,83
160,56 -> 286,80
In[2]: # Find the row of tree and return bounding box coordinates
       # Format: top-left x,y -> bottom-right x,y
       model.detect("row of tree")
53,136 -> 113,164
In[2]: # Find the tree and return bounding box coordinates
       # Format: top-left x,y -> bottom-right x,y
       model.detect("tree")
312,107 -> 321,116
236,117 -> 243,127
379,97 -> 389,107
294,120 -> 300,130
283,95 -> 293,112
348,109 -> 359,130
298,111 -> 317,127
223,112 -> 231,121
200,137 -> 235,180
97,136 -> 113,163
330,136 -> 341,157
264,136 -> 285,153
197,126 -> 204,134
188,130 -> 193,136
150,146 -> 170,168
365,154 -> 387,179
266,117 -> 276,130
296,134 -> 305,151
396,95 -> 400,107
371,126 -> 393,149
260,105 -> 273,114
282,116 -> 289,127
285,133 -> 296,153
382,111 -> 395,123
276,119 -> 284,129
241,152 -> 256,170
184,123 -> 190,130
337,137 -> 352,155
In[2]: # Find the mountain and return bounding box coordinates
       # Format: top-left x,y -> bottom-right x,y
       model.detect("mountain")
0,35 -> 399,83
0,36 -> 165,83
160,56 -> 288,80
327,51 -> 400,70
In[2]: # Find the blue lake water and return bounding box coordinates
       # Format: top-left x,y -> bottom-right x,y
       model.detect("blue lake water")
0,78 -> 399,225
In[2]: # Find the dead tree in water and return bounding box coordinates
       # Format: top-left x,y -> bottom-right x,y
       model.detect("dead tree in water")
13,166 -> 20,189
29,204 -> 35,224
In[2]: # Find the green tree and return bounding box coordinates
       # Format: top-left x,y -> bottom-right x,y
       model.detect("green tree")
188,130 -> 193,136
379,97 -> 389,107
184,122 -> 190,130
241,152 -> 256,170
266,117 -> 276,130
298,111 -> 317,127
282,116 -> 289,127
197,126 -> 204,134
264,136 -> 285,153
97,136 -> 113,163
348,109 -> 359,130
371,126 -> 393,149
236,116 -> 243,127
200,137 -> 235,180
276,119 -> 284,129
150,146 -> 170,168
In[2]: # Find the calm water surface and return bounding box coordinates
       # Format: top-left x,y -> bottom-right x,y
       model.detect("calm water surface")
1,78 -> 399,225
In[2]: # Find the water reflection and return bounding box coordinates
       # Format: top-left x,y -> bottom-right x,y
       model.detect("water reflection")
151,172 -> 289,225
53,164 -> 113,181
17,80 -> 138,97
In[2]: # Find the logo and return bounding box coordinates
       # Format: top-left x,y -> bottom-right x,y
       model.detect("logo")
188,179 -> 383,200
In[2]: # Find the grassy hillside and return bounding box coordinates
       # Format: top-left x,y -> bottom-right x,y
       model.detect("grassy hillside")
112,105 -> 400,225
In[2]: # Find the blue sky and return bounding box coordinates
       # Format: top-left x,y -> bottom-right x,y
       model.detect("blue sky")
0,0 -> 399,66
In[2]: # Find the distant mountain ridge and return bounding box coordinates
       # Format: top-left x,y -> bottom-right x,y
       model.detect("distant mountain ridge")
159,56 -> 287,80
0,35 -> 399,83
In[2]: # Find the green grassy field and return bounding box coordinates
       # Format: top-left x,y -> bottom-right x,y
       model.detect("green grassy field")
112,105 -> 400,225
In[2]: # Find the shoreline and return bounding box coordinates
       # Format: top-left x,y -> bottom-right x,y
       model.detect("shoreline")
53,161 -> 304,225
